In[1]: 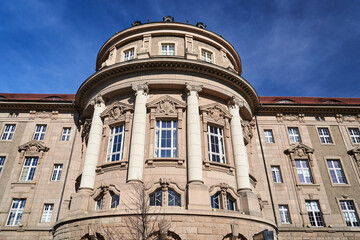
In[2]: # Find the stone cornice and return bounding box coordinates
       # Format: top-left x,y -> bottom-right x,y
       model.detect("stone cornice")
259,104 -> 360,114
0,101 -> 75,111
76,58 -> 260,113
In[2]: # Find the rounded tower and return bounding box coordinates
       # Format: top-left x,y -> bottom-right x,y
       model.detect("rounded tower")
53,18 -> 275,239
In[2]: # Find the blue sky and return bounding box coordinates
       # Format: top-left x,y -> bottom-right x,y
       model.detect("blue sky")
1,0 -> 359,97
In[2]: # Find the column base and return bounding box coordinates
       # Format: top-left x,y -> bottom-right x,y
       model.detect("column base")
187,182 -> 211,210
238,190 -> 262,217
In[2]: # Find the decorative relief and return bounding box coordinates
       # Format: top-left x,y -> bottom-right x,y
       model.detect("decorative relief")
132,82 -> 149,95
241,119 -> 255,141
156,97 -> 176,115
100,101 -> 133,122
18,140 -> 49,159
228,96 -> 244,109
276,113 -> 305,123
348,147 -> 360,168
200,103 -> 232,123
185,83 -> 202,96
336,114 -> 360,123
80,119 -> 92,141
284,143 -> 315,167
29,110 -> 58,120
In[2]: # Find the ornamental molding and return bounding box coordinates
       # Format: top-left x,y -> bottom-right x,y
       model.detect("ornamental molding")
80,119 -> 92,141
284,143 -> 315,167
100,101 -> 133,121
29,110 -> 58,120
241,119 -> 255,141
348,147 -> 360,168
336,114 -> 360,123
200,103 -> 232,122
91,183 -> 121,200
276,113 -> 305,123
18,140 -> 49,159
147,95 -> 186,115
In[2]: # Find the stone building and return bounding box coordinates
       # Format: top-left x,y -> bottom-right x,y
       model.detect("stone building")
0,17 -> 360,240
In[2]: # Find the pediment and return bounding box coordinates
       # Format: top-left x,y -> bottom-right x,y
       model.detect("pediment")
147,95 -> 186,115
100,101 -> 133,120
284,143 -> 314,156
18,140 -> 49,153
200,103 -> 232,120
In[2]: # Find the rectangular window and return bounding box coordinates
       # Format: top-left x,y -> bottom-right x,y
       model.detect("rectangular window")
107,125 -> 125,162
2,124 -> 15,140
61,128 -> 71,141
201,49 -> 213,63
110,192 -> 120,209
207,125 -> 226,163
6,199 -> 26,226
318,128 -> 332,144
340,200 -> 360,227
34,125 -> 47,141
124,49 -> 134,61
95,197 -> 103,210
155,120 -> 177,158
161,44 -> 175,56
19,157 -> 38,181
295,160 -> 313,184
0,156 -> 5,173
288,127 -> 301,143
264,130 -> 274,143
51,164 -> 63,181
327,160 -> 346,184
349,128 -> 360,144
306,200 -> 324,227
279,205 -> 291,224
41,204 -> 54,223
271,166 -> 283,183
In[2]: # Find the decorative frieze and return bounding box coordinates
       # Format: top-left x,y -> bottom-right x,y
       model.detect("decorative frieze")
336,114 -> 360,123
29,110 -> 58,120
276,113 -> 305,123
241,119 -> 255,142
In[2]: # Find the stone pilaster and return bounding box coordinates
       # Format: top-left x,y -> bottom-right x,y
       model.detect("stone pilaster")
127,83 -> 149,182
79,94 -> 106,190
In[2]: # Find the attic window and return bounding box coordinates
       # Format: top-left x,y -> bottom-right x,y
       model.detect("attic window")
277,99 -> 294,104
324,99 -> 341,104
44,96 -> 62,100
0,95 -> 6,99
163,16 -> 174,22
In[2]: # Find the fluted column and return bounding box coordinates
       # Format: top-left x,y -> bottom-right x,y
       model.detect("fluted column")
186,83 -> 203,183
80,94 -> 106,190
127,83 -> 148,182
229,97 -> 251,192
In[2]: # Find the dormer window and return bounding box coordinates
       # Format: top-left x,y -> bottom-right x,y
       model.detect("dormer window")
124,48 -> 134,61
201,49 -> 213,63
161,44 -> 175,56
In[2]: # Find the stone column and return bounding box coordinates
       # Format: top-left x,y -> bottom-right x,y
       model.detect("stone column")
229,97 -> 251,192
80,94 -> 106,190
186,83 -> 203,183
127,83 -> 148,182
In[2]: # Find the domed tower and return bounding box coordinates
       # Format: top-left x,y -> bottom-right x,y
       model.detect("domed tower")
54,18 -> 275,239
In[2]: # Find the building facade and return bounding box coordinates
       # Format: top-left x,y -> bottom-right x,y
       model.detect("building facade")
0,18 -> 360,240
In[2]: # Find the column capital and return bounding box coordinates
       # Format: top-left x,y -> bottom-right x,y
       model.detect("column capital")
228,96 -> 244,109
91,94 -> 105,107
185,83 -> 203,96
132,82 -> 149,95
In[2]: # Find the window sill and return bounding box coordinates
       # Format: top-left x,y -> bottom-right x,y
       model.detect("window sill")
203,161 -> 235,175
145,158 -> 185,168
96,160 -> 128,174
296,183 -> 321,191
11,181 -> 36,189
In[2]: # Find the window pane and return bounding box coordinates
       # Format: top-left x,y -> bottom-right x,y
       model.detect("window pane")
155,120 -> 177,158
207,125 -> 226,163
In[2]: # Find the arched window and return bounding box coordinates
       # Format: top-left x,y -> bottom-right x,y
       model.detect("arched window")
211,192 -> 220,209
110,192 -> 120,208
168,190 -> 181,206
95,195 -> 103,210
150,189 -> 162,206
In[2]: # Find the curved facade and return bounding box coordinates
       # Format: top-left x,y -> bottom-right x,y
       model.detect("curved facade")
1,18 -> 360,240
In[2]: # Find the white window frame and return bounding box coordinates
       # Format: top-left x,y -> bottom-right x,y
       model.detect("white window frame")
161,43 -> 175,56
33,125 -> 47,141
279,205 -> 291,224
41,204 -> 54,223
124,48 -> 134,61
349,128 -> 360,144
264,129 -> 274,143
19,157 -> 38,181
318,127 -> 333,144
201,49 -> 213,63
288,127 -> 301,143
306,200 -> 325,227
1,124 -> 15,141
51,164 -> 63,181
340,200 -> 360,227
6,199 -> 26,226
207,125 -> 226,163
271,166 -> 283,183
61,128 -> 71,141
295,160 -> 313,184
106,125 -> 125,162
0,156 -> 5,173
327,160 -> 346,184
155,120 -> 178,158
